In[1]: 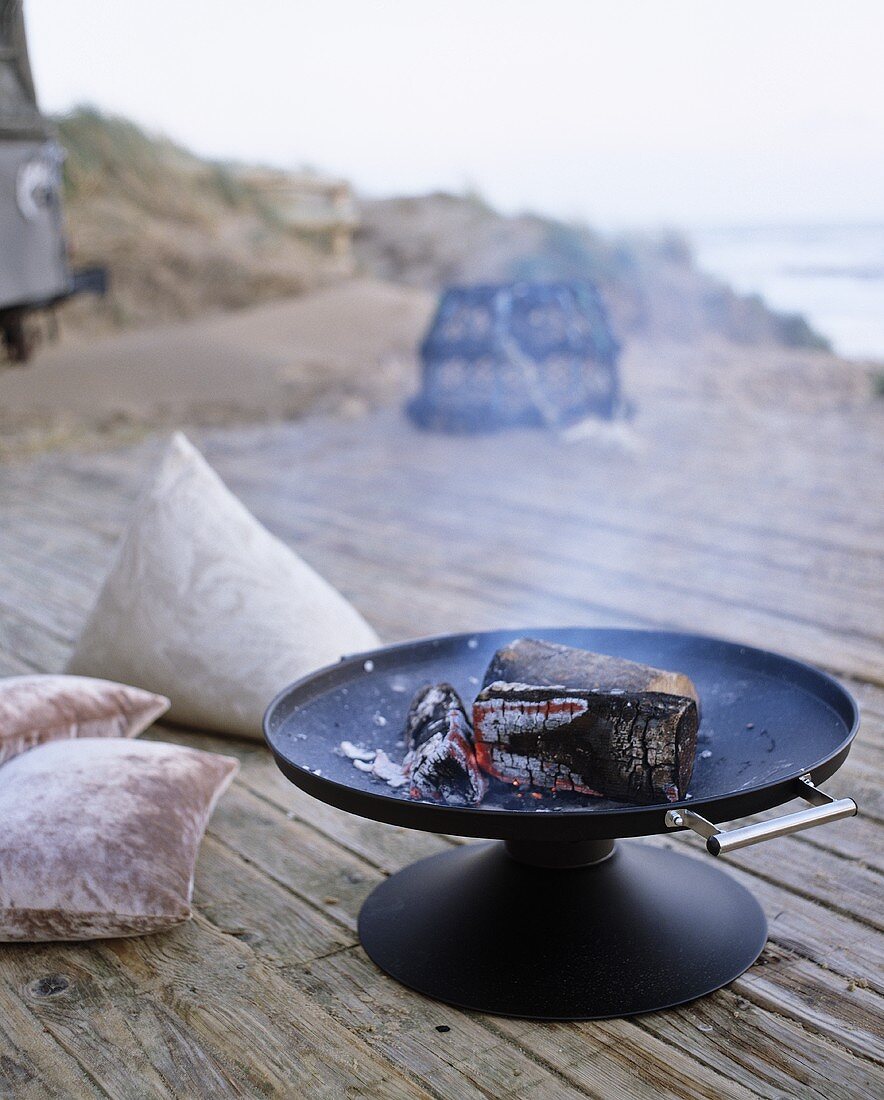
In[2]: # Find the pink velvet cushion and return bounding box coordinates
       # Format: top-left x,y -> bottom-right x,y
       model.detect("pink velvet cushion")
0,738 -> 238,941
0,674 -> 170,766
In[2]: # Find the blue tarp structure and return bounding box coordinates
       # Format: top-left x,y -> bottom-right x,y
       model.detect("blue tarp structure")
408,282 -> 621,433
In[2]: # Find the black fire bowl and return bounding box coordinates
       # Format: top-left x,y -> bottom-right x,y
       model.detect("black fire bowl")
264,627 -> 858,1020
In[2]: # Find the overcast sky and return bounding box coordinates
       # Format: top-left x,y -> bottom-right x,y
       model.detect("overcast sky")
25,0 -> 884,229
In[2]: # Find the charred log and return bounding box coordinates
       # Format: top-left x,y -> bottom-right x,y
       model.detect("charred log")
405,684 -> 487,805
473,682 -> 698,804
482,638 -> 699,707
405,683 -> 468,750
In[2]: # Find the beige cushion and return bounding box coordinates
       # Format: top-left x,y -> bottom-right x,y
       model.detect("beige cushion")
0,737 -> 238,941
0,674 -> 169,766
67,432 -> 379,738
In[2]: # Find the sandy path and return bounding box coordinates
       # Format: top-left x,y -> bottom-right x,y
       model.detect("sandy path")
0,278 -> 435,455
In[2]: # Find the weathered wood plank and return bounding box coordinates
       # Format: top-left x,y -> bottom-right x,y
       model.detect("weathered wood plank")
179,729 -> 884,997
1,399 -> 882,1100
195,834 -> 592,1099
264,503 -> 884,684
216,409 -> 884,550
208,778 -> 883,1095
493,1011 -> 873,1100
0,981 -> 101,1099
195,835 -> 356,963
256,466 -> 884,635
733,943 -> 883,1064
192,779 -> 831,1100
711,825 -> 883,931
0,947 -> 244,1098
7,412 -> 884,648
206,778 -> 884,1086
632,978 -> 882,1100
220,411 -> 884,577
102,917 -> 432,1099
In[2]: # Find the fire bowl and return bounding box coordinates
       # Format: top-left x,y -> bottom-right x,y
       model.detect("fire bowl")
265,627 -> 858,1019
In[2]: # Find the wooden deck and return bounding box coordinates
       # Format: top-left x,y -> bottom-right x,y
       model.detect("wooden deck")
1,360 -> 882,1098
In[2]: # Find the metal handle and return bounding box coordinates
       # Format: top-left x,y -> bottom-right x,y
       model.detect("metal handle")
665,774 -> 857,856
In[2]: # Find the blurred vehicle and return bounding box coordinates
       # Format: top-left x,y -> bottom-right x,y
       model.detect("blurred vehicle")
0,0 -> 104,362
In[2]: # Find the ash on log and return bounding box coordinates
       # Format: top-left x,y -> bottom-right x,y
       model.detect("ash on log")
405,684 -> 487,806
483,637 -> 699,707
473,682 -> 698,804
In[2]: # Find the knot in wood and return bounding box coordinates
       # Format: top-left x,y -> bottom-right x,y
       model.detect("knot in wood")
28,974 -> 70,998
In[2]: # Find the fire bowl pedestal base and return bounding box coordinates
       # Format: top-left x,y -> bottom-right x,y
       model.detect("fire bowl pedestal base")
358,840 -> 767,1020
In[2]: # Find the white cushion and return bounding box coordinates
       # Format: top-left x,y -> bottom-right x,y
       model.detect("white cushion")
67,433 -> 379,738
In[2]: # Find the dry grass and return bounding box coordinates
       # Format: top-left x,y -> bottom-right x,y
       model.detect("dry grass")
56,109 -> 345,336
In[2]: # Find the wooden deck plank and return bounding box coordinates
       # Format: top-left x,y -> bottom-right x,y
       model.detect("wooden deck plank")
2,880 -> 429,1098
0,982 -> 102,1099
153,731 -> 884,1076
3,448 -> 879,677
494,1013 -> 876,1100
0,932 -> 258,1099
0,399 -> 882,1099
11,424 -> 882,686
240,762 -> 884,1003
201,777 -> 883,1098
230,440 -> 884,611
6,407 -> 883,585
220,411 -> 884,556
192,782 -> 853,1100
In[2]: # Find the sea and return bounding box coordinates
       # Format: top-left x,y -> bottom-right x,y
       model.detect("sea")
690,224 -> 884,362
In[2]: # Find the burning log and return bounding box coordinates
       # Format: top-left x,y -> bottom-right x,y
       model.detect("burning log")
405,684 -> 487,806
405,684 -> 464,749
473,682 -> 698,804
482,638 -> 699,707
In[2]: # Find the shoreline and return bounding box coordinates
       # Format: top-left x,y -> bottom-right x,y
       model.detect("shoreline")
691,222 -> 884,362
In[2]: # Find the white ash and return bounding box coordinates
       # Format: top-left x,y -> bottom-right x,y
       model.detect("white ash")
351,747 -> 408,788
370,749 -> 408,787
338,739 -> 409,789
412,684 -> 449,718
337,740 -> 376,761
485,679 -> 567,693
